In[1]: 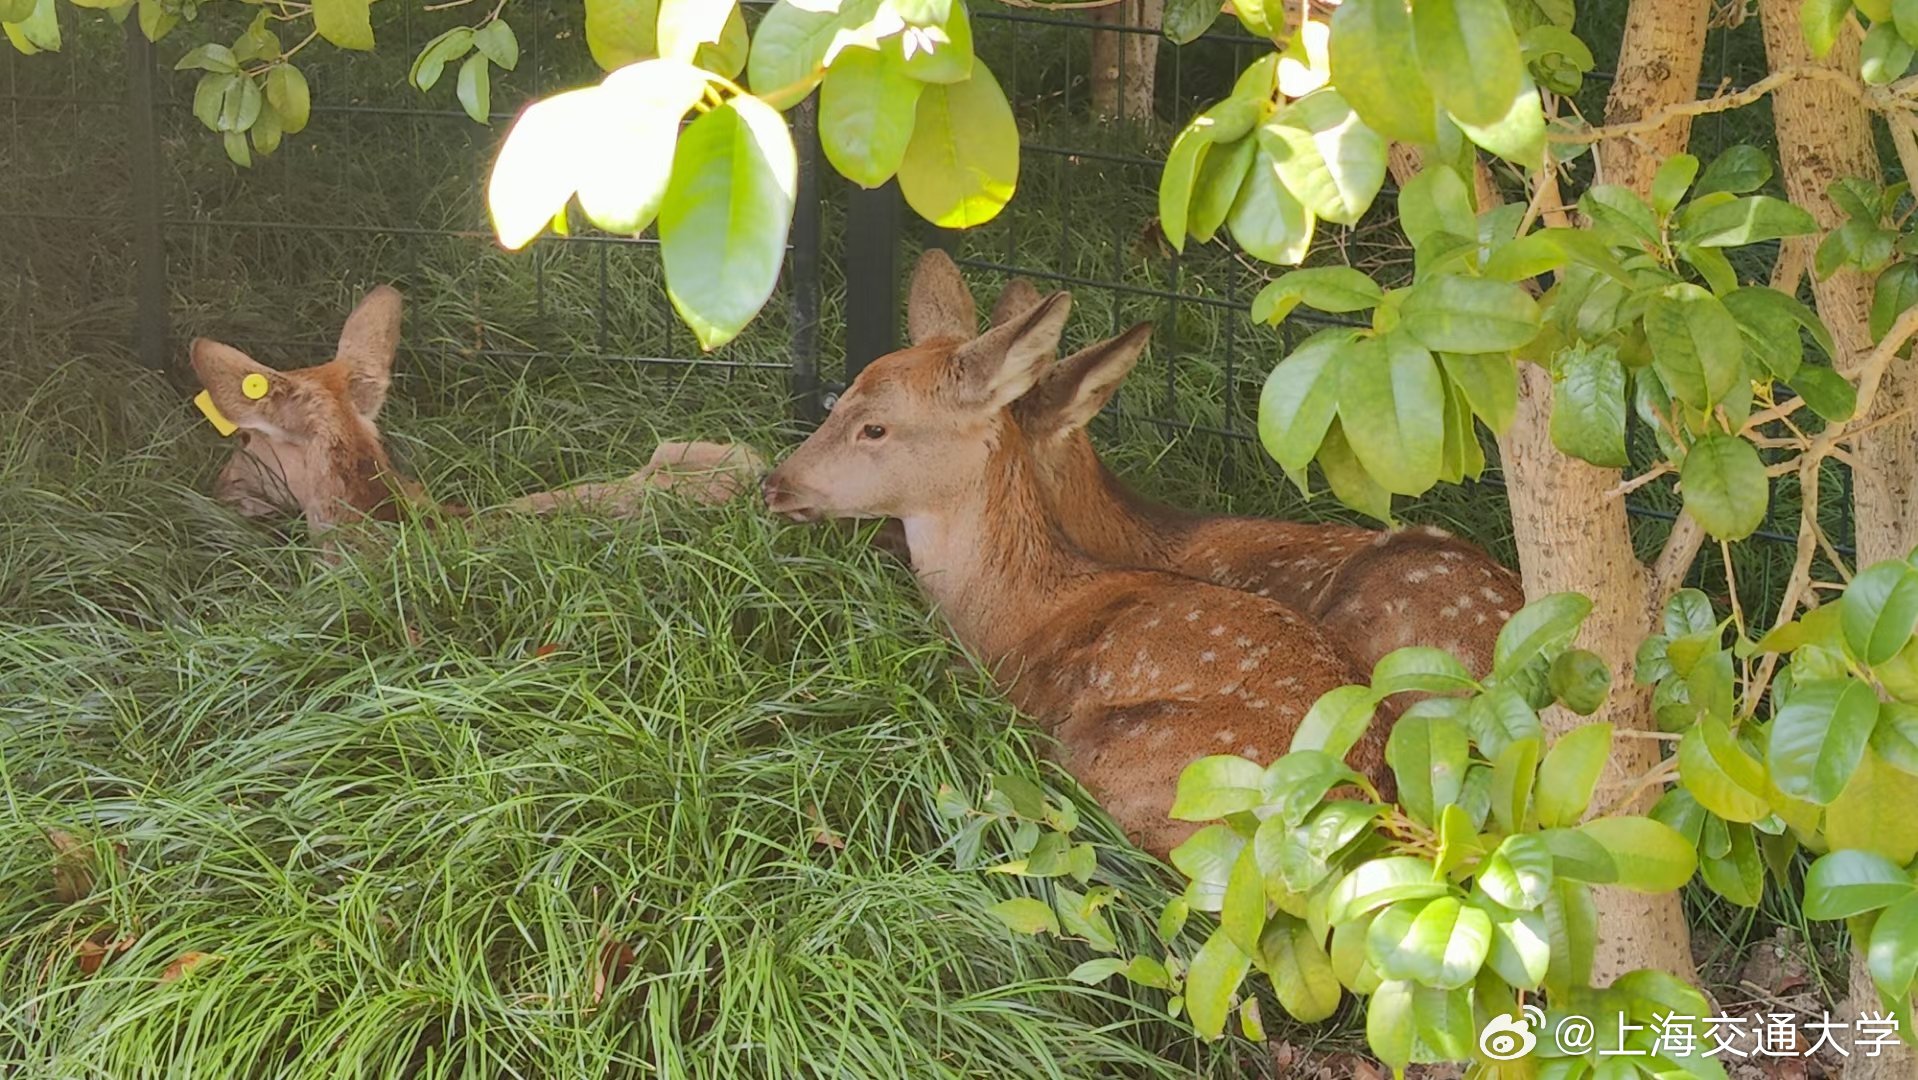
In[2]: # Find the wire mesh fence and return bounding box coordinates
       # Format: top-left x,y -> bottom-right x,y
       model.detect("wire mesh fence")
0,2 -> 1847,580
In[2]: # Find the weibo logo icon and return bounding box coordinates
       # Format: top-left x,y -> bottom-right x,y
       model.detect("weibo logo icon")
1479,1004 -> 1546,1061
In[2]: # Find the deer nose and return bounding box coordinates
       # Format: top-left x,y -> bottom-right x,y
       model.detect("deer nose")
761,473 -> 816,522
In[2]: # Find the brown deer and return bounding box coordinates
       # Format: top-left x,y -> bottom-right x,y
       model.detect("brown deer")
973,262 -> 1524,678
762,279 -> 1385,858
191,285 -> 763,535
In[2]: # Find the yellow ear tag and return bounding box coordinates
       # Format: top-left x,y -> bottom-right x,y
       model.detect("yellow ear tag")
242,373 -> 270,400
193,390 -> 238,437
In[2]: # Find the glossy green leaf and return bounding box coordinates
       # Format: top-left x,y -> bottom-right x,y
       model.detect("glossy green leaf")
1863,21 -> 1915,85
1368,896 -> 1490,989
1549,344 -> 1628,467
1825,748 -> 1918,863
1372,647 -> 1477,696
1326,856 -> 1452,924
1439,351 -> 1519,433
1699,820 -> 1764,906
1484,906 -> 1551,990
1453,73 -> 1546,169
1290,683 -> 1383,759
1578,817 -> 1697,892
1802,850 -> 1914,919
1367,980 -> 1416,1071
1401,275 -> 1542,353
1258,330 -> 1353,475
1189,135 -> 1255,244
1681,433 -> 1769,541
313,0 -> 373,50
409,28 -> 472,92
1490,734 -> 1541,834
1228,149 -> 1315,265
1162,0 -> 1220,43
1801,0 -> 1855,59
1259,915 -> 1342,1021
1875,702 -> 1918,774
1479,834 -> 1554,911
820,46 -> 923,188
1790,365 -> 1858,422
1540,878 -> 1596,998
659,96 -> 798,350
1186,928 -> 1253,1039
1492,592 -> 1591,679
1336,333 -> 1445,496
1398,166 -> 1476,253
1685,195 -> 1819,248
1646,284 -> 1743,409
1721,286 -> 1811,380
1411,0 -> 1523,126
1869,893 -> 1918,1001
1384,713 -> 1469,826
1651,153 -> 1699,217
1533,724 -> 1612,829
898,61 -> 1019,229
1171,755 -> 1268,821
1171,825 -> 1247,912
1317,420 -> 1396,521
1259,89 -> 1387,226
474,20 -> 518,69
1871,261 -> 1918,342
456,54 -> 491,124
989,897 -> 1059,935
1842,559 -> 1918,665
1328,0 -> 1435,144
745,0 -> 836,108
1768,678 -> 1883,805
1678,716 -> 1772,823
1697,144 -> 1775,197
1251,267 -> 1384,326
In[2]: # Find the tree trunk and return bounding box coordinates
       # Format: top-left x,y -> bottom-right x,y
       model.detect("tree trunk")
1494,0 -> 1715,985
1088,0 -> 1164,122
1757,3 -> 1918,1075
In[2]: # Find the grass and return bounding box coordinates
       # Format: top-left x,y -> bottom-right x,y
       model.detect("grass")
0,0 -> 1861,1073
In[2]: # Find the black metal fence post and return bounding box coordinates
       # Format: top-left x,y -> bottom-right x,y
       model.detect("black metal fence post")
843,181 -> 901,383
788,95 -> 824,421
124,20 -> 169,371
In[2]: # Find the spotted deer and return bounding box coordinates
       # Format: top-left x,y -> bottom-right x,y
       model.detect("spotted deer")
191,285 -> 762,535
762,284 -> 1386,858
967,262 -> 1524,678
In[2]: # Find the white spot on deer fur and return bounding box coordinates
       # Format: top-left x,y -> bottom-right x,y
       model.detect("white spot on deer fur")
1147,665 -> 1163,682
1256,588 -> 1271,597
1480,586 -> 1503,602
1200,650 -> 1217,663
1432,564 -> 1453,576
1186,609 -> 1202,622
1495,609 -> 1513,620
1249,698 -> 1270,709
1276,676 -> 1299,689
1096,635 -> 1113,653
1441,606 -> 1458,619
1215,729 -> 1237,744
1474,613 -> 1489,625
1441,550 -> 1465,562
1406,568 -> 1430,584
1143,617 -> 1162,630
1171,681 -> 1194,694
1235,635 -> 1252,648
1210,624 -> 1226,637
1241,744 -> 1261,759
1238,656 -> 1261,672
1151,729 -> 1174,748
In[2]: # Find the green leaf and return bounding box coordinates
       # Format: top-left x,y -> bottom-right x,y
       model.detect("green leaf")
1549,344 -> 1628,468
575,61 -> 710,236
1326,856 -> 1452,924
1368,897 -> 1490,990
1189,135 -> 1255,244
1372,647 -> 1477,696
659,96 -> 798,350
1533,723 -> 1613,829
2,0 -> 56,53
1158,896 -> 1189,942
1699,820 -> 1765,906
1411,0 -> 1523,126
1869,893 -> 1918,1001
1801,0 -> 1856,59
1651,153 -> 1699,217
1401,275 -> 1542,354
409,28 -> 473,92
1171,755 -> 1269,821
1398,166 -> 1476,253
1826,748 -> 1918,864
1871,262 -> 1918,342
1290,684 -> 1383,759
1802,850 -> 1914,919
1490,734 -> 1541,834
1337,333 -> 1445,496
1789,365 -> 1858,422
250,104 -> 283,156
1646,284 -> 1744,409
1721,286 -> 1813,380
1251,268 -> 1384,326
1158,123 -> 1211,254
1899,0 -> 1918,45
1540,878 -> 1596,998
1328,0 -> 1435,144
1768,678 -> 1883,805
989,897 -> 1059,935
1056,884 -> 1119,950
216,76 -> 262,134
1580,184 -> 1660,250
1259,330 -> 1353,475
891,0 -> 972,82
1439,352 -> 1519,433
1259,89 -> 1386,226
1484,906 -> 1551,990
1492,592 -> 1592,679
1171,825 -> 1247,912
1452,73 -> 1546,170
193,74 -> 233,132
658,0 -> 735,61
1262,752 -> 1367,826
1367,980 -> 1416,1071
1258,916 -> 1342,1022
1875,702 -> 1918,773
1696,144 -> 1775,198
175,43 -> 237,74
1066,957 -> 1129,984
1479,834 -> 1554,910
0,0 -> 31,21
313,0 -> 373,51
745,0 -> 835,108
1681,433 -> 1769,541
1577,817 -> 1697,892
1843,560 -> 1918,665
262,65 -> 310,135
1162,0 -> 1219,43
1229,150 -> 1316,265
990,774 -> 1048,819
1677,716 -> 1772,823
1864,21 -> 1915,85
1317,420 -> 1396,521
1684,196 -> 1819,248
820,46 -> 923,188
1186,929 -> 1253,1039
1539,827 -> 1618,884
456,54 -> 491,124
898,61 -> 1019,229
1385,713 -> 1469,826
474,20 -> 519,70
1128,954 -> 1174,989
1548,649 -> 1612,716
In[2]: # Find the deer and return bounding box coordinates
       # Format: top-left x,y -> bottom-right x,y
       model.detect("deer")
761,274 -> 1387,858
966,260 -> 1525,679
190,285 -> 763,537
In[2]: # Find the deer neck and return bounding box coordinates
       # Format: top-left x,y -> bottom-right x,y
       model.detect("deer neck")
901,421 -> 1089,661
1039,434 -> 1194,565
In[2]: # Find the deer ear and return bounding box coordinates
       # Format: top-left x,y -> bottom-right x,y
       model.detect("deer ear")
952,292 -> 1073,409
335,284 -> 402,418
1023,322 -> 1151,434
907,249 -> 976,345
988,278 -> 1043,327
190,338 -> 312,441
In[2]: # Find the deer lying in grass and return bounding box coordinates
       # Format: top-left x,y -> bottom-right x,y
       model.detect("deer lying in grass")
191,285 -> 763,534
960,260 -> 1524,678
762,287 -> 1385,857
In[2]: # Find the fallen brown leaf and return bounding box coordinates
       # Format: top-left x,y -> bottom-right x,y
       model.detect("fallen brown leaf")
592,932 -> 635,1006
46,828 -> 120,903
75,932 -> 136,975
159,951 -> 220,983
533,643 -> 560,659
808,804 -> 845,850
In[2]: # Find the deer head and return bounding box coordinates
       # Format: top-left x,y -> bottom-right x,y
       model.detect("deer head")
763,253 -> 1073,525
191,285 -> 422,532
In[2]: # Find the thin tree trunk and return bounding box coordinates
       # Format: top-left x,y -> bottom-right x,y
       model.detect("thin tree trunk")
1493,0 -> 1715,985
1088,0 -> 1164,122
1757,3 -> 1917,1075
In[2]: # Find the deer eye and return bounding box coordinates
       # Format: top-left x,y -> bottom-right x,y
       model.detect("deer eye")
859,424 -> 888,442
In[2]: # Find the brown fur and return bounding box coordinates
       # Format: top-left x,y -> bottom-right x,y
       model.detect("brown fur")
764,271 -> 1384,857
1011,304 -> 1525,678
